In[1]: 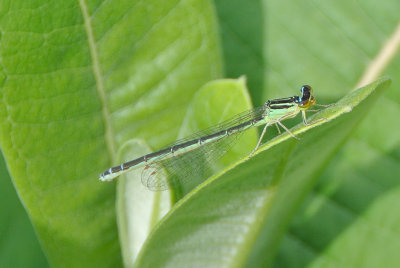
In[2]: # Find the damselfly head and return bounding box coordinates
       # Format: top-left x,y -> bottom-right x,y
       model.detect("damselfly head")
300,85 -> 312,98
298,85 -> 316,109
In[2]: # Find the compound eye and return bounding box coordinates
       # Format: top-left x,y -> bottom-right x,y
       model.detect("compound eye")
301,85 -> 312,94
300,85 -> 312,101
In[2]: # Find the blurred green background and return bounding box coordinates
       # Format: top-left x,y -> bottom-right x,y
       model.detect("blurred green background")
0,153 -> 49,266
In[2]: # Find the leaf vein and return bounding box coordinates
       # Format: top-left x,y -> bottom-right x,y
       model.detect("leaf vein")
78,0 -> 116,164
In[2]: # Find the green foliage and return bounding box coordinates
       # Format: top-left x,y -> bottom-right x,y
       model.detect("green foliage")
0,0 -> 399,268
0,0 -> 220,267
134,78 -> 390,268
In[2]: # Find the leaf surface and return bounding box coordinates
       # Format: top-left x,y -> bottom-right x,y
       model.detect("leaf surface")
0,0 -> 221,266
134,78 -> 390,268
214,0 -> 400,266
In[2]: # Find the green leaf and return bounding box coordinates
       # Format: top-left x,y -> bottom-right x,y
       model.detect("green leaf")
134,78 -> 390,267
248,1 -> 400,267
214,0 -> 400,266
0,1 -> 221,266
117,78 -> 257,267
116,139 -> 171,267
214,0 -> 265,105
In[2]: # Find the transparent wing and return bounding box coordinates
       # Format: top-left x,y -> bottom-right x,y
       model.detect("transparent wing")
141,105 -> 265,191
169,106 -> 265,145
142,130 -> 246,191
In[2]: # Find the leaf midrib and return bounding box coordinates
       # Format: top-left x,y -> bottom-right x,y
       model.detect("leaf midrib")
78,0 -> 116,163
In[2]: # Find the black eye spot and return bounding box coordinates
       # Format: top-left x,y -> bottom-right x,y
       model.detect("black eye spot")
301,85 -> 311,92
300,85 -> 312,101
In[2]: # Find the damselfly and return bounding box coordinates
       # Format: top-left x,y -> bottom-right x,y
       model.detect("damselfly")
100,85 -> 327,190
